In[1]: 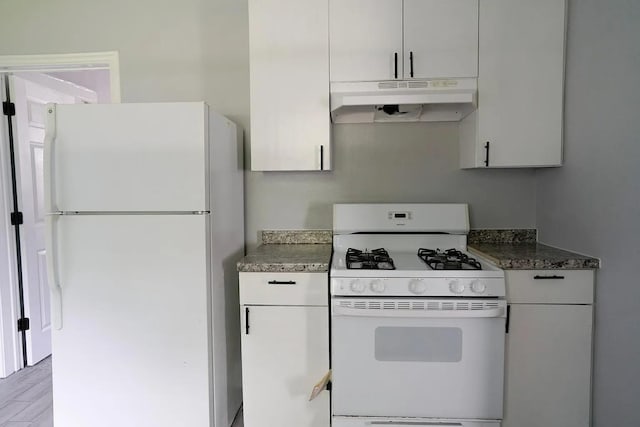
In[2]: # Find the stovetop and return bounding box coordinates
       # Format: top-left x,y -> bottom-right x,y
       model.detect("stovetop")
418,248 -> 482,270
330,235 -> 505,297
330,203 -> 505,298
346,248 -> 396,270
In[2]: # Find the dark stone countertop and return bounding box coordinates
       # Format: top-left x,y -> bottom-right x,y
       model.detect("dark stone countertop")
237,230 -> 332,273
237,229 -> 600,272
468,242 -> 600,270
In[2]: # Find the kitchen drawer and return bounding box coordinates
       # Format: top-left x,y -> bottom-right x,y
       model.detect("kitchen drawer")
505,270 -> 594,304
240,272 -> 328,306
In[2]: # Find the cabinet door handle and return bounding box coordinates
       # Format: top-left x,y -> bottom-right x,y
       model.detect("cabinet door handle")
505,305 -> 511,334
533,275 -> 566,280
409,51 -> 414,78
268,280 -> 297,285
245,307 -> 250,334
320,145 -> 324,170
484,141 -> 490,167
394,52 -> 398,79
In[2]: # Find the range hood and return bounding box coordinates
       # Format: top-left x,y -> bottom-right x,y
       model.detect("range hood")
330,78 -> 477,123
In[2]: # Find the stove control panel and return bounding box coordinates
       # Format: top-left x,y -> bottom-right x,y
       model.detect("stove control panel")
408,279 -> 427,295
349,279 -> 366,293
331,277 -> 505,297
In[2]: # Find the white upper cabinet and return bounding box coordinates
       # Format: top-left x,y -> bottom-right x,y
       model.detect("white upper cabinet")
403,0 -> 478,79
460,0 -> 566,168
329,0 -> 478,82
329,0 -> 403,82
249,0 -> 331,171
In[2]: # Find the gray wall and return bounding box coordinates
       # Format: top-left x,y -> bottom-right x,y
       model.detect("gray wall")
535,0 -> 640,425
247,122 -> 537,246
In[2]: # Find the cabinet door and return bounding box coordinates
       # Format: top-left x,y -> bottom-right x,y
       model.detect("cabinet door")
476,0 -> 566,167
403,0 -> 478,79
241,305 -> 330,427
504,304 -> 592,427
329,0 -> 403,81
249,0 -> 330,171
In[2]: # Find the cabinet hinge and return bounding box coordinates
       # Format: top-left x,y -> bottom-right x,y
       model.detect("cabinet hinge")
2,101 -> 15,117
17,318 -> 30,332
10,212 -> 23,226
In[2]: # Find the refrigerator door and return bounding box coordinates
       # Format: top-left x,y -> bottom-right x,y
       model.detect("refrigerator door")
45,102 -> 209,213
48,214 -> 212,427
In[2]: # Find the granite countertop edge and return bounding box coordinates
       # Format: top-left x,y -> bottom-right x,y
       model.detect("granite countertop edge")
237,229 -> 600,272
468,243 -> 600,270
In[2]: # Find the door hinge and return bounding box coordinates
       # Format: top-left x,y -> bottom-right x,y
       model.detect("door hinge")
17,318 -> 30,332
10,212 -> 23,225
2,101 -> 15,117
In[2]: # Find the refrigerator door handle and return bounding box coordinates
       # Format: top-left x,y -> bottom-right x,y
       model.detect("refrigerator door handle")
44,105 -> 57,212
45,214 -> 63,330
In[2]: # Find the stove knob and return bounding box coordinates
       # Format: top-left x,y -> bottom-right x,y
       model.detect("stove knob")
470,280 -> 487,294
408,279 -> 427,295
350,279 -> 366,293
449,280 -> 465,294
370,279 -> 385,293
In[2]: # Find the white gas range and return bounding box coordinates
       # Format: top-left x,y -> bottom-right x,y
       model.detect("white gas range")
330,203 -> 506,427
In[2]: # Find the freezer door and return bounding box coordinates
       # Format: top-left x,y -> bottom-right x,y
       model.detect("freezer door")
48,214 -> 212,427
46,102 -> 209,212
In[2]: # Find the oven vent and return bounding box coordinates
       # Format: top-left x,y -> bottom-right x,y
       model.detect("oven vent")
335,300 -> 505,312
441,302 -> 455,311
397,301 -> 411,310
352,301 -> 368,309
471,302 -> 485,310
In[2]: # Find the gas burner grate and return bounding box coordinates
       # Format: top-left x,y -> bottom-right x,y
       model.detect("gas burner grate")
346,248 -> 396,270
417,248 -> 482,270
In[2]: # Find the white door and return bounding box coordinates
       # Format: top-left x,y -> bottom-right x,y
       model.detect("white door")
48,102 -> 209,211
403,0 -> 478,79
329,0 -> 403,81
9,73 -> 96,365
48,214 -> 212,427
331,299 -> 505,419
240,305 -> 330,427
476,0 -> 565,167
503,304 -> 593,427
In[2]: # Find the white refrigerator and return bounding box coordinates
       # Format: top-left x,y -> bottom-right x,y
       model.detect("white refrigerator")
43,102 -> 244,427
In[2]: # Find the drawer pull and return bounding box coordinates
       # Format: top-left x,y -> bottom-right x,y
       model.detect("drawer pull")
268,280 -> 297,285
533,275 -> 565,280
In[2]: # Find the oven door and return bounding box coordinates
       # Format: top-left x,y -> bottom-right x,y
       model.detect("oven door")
331,298 -> 506,420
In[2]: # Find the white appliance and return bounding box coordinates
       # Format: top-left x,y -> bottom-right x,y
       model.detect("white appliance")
44,102 -> 244,427
330,203 -> 506,427
330,78 -> 477,123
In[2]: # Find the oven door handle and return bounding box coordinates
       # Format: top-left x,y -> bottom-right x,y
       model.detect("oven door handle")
332,306 -> 505,319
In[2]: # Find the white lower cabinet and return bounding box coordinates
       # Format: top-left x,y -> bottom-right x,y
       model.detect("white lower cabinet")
503,270 -> 594,427
239,273 -> 330,427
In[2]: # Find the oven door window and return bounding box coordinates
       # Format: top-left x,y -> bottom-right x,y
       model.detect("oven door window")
375,326 -> 462,362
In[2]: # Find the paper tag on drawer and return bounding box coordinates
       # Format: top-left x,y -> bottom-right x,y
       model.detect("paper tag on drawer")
309,370 -> 331,401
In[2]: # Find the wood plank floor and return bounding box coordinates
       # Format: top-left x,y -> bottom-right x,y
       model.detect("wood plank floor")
0,358 -> 243,427
0,357 -> 52,427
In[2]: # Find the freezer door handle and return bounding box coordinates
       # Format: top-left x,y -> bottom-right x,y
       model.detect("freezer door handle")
44,105 -> 57,212
45,215 -> 63,330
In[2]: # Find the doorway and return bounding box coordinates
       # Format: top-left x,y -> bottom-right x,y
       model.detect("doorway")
0,52 -> 121,378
